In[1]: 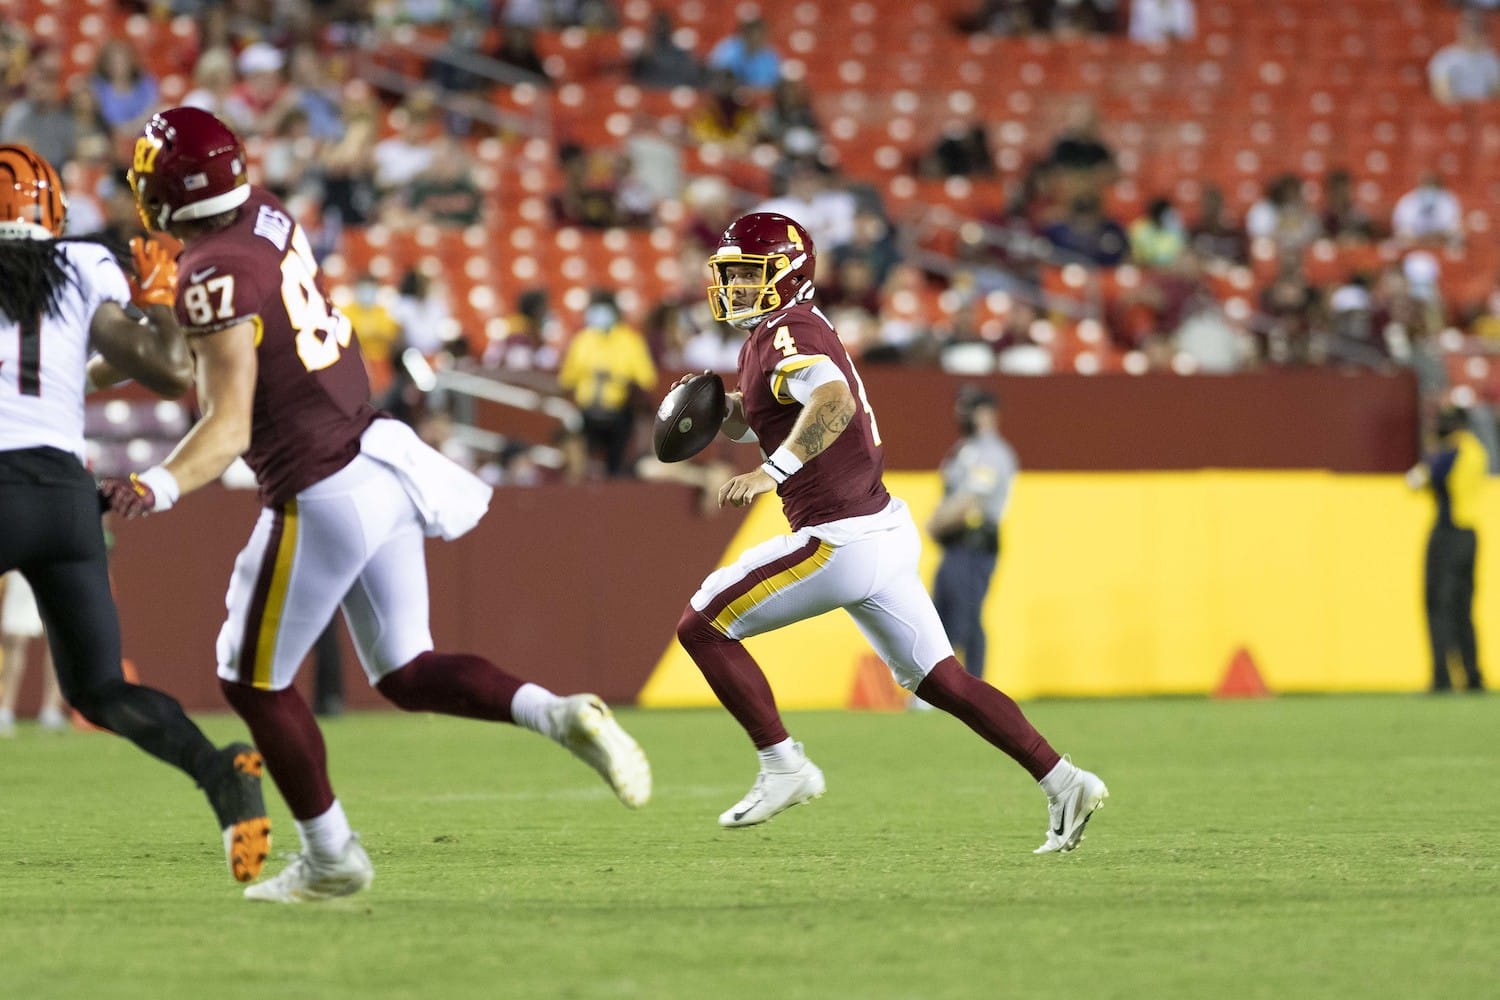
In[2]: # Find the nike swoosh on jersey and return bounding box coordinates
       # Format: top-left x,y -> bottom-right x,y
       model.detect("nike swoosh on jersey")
189,266 -> 218,283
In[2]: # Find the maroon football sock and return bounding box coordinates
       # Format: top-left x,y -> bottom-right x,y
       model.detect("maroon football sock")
915,657 -> 1061,781
375,651 -> 522,722
219,679 -> 335,821
676,607 -> 789,749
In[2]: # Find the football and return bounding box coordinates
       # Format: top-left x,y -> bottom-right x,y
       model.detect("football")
653,373 -> 727,463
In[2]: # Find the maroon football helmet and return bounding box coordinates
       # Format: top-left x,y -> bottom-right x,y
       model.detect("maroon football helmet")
129,107 -> 249,231
706,212 -> 817,328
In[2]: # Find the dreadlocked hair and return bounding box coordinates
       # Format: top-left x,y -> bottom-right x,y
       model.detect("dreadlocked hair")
0,234 -> 132,325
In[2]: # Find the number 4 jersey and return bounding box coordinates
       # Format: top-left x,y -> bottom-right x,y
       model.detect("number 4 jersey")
175,187 -> 376,506
0,240 -> 130,460
737,301 -> 890,531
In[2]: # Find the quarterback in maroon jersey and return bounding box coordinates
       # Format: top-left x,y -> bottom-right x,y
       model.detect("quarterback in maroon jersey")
101,108 -> 651,902
674,213 -> 1108,852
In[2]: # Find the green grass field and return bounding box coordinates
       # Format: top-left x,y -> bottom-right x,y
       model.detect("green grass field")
2,695 -> 1496,1000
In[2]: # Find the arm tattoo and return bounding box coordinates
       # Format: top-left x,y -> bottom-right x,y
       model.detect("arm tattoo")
793,397 -> 854,459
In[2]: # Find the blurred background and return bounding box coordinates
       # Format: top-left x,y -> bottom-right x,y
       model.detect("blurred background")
2,0 -> 1497,712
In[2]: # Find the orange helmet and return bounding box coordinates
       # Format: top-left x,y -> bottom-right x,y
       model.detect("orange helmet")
0,144 -> 67,239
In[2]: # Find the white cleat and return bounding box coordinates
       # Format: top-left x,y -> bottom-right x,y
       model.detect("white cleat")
719,748 -> 826,828
244,835 -> 374,903
1034,764 -> 1109,855
549,694 -> 652,809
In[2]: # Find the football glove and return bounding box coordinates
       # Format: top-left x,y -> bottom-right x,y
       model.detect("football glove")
98,466 -> 180,519
129,234 -> 181,309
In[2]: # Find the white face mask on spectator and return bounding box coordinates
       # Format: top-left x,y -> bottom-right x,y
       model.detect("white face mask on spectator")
585,304 -> 616,329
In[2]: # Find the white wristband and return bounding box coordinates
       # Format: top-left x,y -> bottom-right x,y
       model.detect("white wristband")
135,465 -> 181,512
762,445 -> 803,485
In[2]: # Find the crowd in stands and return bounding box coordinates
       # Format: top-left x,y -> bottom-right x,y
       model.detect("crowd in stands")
5,0 -> 1500,486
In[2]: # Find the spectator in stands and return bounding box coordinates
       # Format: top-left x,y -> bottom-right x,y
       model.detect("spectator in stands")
484,288 -> 560,375
552,142 -> 625,228
1246,173 -> 1321,254
1429,9 -> 1500,104
1326,272 -> 1389,366
0,50 -> 75,167
373,102 -> 439,195
405,135 -> 485,227
286,44 -> 345,141
1042,193 -> 1129,267
1393,172 -> 1464,248
1188,184 -> 1248,264
0,23 -> 29,102
321,84 -> 380,229
834,208 -> 901,287
689,68 -> 760,150
1322,168 -> 1377,243
761,78 -> 823,159
261,107 -> 322,212
754,159 -> 858,255
1051,0 -> 1118,36
918,122 -> 996,179
1047,100 -> 1117,208
1128,0 -> 1196,44
623,117 -> 684,216
559,290 -> 658,477
708,17 -> 781,90
955,0 -> 1048,35
1129,196 -> 1186,268
1172,278 -> 1248,373
90,40 -> 158,140
393,265 -> 459,358
233,42 -> 293,136
1258,249 -> 1322,365
682,175 -> 737,252
181,47 -> 253,133
64,81 -> 111,169
631,10 -> 702,89
1371,263 -> 1435,358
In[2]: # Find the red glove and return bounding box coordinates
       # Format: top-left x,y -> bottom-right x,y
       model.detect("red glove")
98,475 -> 156,519
98,467 -> 179,519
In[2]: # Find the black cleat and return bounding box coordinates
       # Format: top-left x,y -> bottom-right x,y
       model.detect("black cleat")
202,742 -> 272,883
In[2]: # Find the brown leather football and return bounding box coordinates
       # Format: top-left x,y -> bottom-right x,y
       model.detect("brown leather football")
653,373 -> 727,462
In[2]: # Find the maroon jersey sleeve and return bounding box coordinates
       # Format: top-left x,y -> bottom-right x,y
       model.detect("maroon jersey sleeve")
737,304 -> 889,530
175,242 -> 272,335
178,188 -> 376,505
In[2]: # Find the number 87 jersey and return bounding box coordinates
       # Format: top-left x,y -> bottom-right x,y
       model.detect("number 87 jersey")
175,186 -> 376,507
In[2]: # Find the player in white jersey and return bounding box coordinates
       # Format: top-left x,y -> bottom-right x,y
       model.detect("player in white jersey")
0,144 -> 272,883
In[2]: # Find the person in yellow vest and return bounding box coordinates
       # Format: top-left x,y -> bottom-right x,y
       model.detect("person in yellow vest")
341,273 -> 402,395
559,289 -> 658,476
1407,406 -> 1488,692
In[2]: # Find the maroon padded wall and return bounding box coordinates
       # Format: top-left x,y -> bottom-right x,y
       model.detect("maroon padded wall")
0,369 -> 1416,716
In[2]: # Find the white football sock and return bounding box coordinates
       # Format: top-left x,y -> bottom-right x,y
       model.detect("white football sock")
510,682 -> 561,738
756,738 -> 804,771
1039,757 -> 1080,798
296,800 -> 353,864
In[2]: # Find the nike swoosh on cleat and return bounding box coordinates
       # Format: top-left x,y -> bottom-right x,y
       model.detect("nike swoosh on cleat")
733,800 -> 762,821
1053,814 -> 1066,837
189,266 -> 218,283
